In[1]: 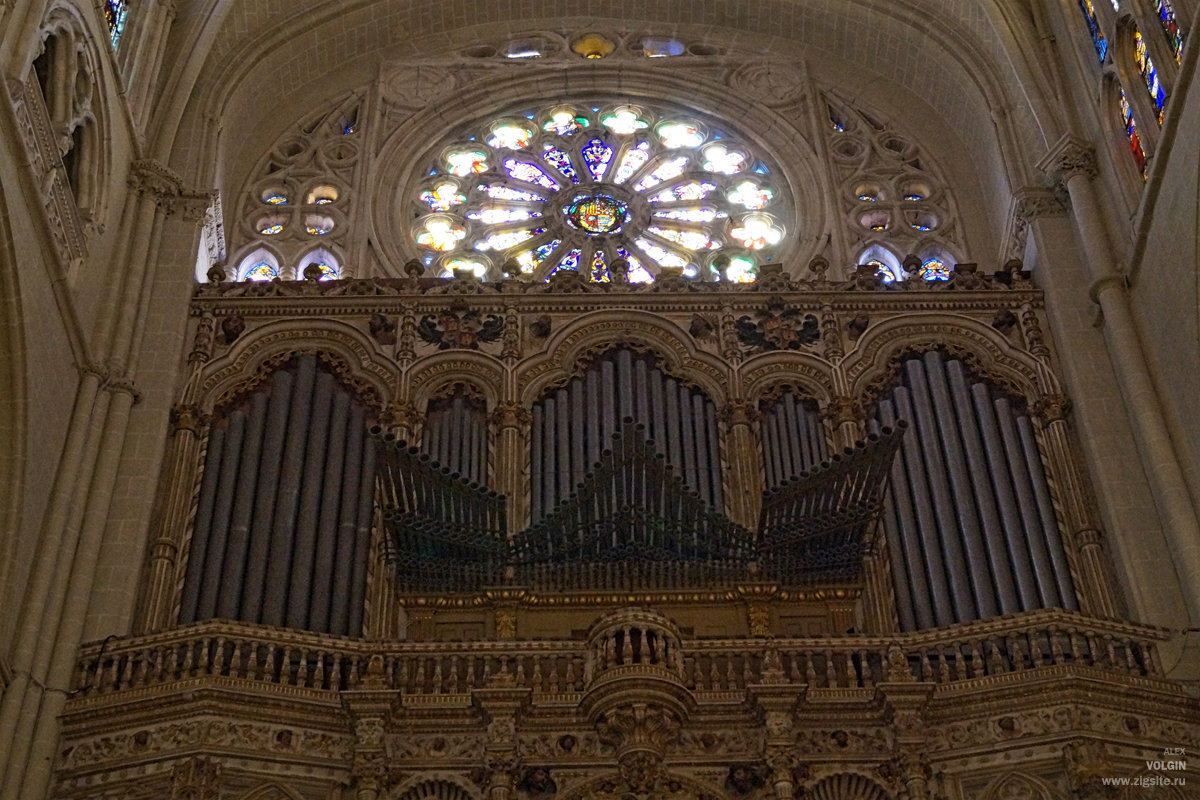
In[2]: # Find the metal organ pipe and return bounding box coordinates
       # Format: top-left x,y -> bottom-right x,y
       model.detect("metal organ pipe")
1018,416 -> 1079,609
240,369 -> 294,622
691,394 -> 711,502
970,383 -> 1041,609
678,383 -> 697,493
347,439 -> 376,637
903,358 -> 974,622
706,403 -> 723,510
995,397 -> 1062,608
870,414 -> 919,632
893,387 -> 956,626
557,387 -> 571,500
329,403 -> 366,636
287,371 -> 335,630
196,408 -> 244,621
922,352 -> 998,619
308,390 -> 350,630
617,348 -> 634,420
543,396 -> 557,518
571,378 -> 585,488
530,405 -> 543,523
218,391 -> 269,621
665,377 -> 681,473
946,361 -> 1021,614
263,355 -> 317,627
601,359 -> 616,444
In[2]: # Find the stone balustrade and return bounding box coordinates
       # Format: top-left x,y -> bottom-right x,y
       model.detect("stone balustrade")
72,609 -> 1168,700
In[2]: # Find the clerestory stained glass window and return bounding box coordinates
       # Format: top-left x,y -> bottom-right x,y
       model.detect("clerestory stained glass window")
412,102 -> 788,282
1155,0 -> 1184,62
1078,0 -> 1108,62
1133,28 -> 1167,124
104,0 -> 128,48
1119,91 -> 1148,178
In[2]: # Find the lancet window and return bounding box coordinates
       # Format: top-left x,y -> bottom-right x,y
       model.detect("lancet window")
103,0 -> 127,48
1155,0 -> 1184,61
412,102 -> 788,283
1079,0 -> 1110,61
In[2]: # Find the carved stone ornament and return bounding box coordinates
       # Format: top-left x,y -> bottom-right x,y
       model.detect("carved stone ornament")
736,297 -> 820,352
417,303 -> 505,350
368,312 -> 398,345
1037,135 -> 1098,182
171,757 -> 220,800
383,66 -> 457,110
729,63 -> 807,107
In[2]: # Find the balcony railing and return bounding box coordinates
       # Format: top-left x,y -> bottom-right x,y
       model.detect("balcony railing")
72,609 -> 1168,700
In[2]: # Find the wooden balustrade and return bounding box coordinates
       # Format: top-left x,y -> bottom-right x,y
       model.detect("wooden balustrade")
72,610 -> 1168,698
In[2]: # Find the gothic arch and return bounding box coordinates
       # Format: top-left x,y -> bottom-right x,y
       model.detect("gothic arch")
408,350 -> 505,414
235,782 -> 305,800
740,350 -> 837,407
388,774 -> 483,800
369,62 -> 825,277
517,309 -> 732,407
840,311 -> 1056,406
198,318 -> 399,413
806,771 -> 893,800
979,771 -> 1058,800
32,2 -> 112,221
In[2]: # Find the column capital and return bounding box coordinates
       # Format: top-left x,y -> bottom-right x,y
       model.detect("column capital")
1037,134 -> 1097,181
1012,186 -> 1068,222
128,158 -> 184,198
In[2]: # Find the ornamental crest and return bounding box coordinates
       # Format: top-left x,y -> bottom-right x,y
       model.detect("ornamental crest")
735,298 -> 819,352
417,302 -> 504,350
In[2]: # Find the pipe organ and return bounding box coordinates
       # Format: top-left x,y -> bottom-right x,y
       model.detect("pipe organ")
420,388 -> 489,486
530,348 -> 722,522
871,350 -> 1079,631
759,389 -> 828,489
179,355 -> 375,636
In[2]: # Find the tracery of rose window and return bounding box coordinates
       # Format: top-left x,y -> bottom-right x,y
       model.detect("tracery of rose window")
411,103 -> 788,283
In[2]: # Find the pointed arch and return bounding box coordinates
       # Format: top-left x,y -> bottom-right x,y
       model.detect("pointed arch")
230,244 -> 284,282
516,309 -> 732,407
297,244 -> 343,279
198,318 -> 399,414
842,312 -> 1054,405
980,771 -> 1057,800
389,775 -> 483,800
806,772 -> 893,800
858,242 -> 904,283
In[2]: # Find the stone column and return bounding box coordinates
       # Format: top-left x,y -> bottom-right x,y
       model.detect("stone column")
344,656 -> 395,800
0,159 -> 190,800
720,400 -> 762,529
826,395 -> 862,451
1031,394 -> 1121,618
1039,135 -> 1200,622
491,402 -> 530,535
137,312 -> 216,633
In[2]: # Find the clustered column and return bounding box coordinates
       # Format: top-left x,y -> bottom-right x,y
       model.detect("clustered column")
1039,134 -> 1200,623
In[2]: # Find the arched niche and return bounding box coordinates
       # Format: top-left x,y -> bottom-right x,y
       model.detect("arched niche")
516,309 -> 731,408
198,318 -> 398,416
840,312 -> 1053,406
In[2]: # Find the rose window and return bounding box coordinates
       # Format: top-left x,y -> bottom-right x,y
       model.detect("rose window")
411,103 -> 788,282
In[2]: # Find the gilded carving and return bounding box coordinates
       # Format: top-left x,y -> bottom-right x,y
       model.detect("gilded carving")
735,297 -> 820,353
417,303 -> 505,350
